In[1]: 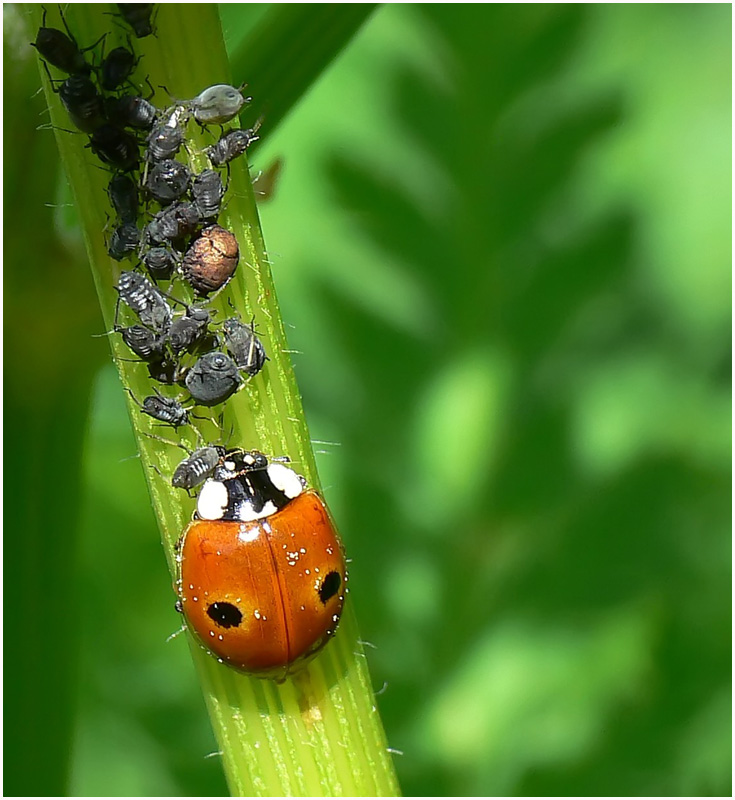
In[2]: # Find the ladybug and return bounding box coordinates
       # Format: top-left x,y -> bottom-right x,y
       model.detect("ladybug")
175,449 -> 347,677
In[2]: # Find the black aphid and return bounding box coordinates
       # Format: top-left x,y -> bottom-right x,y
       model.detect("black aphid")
117,4 -> 155,38
108,222 -> 140,261
146,107 -> 186,161
58,74 -> 104,132
191,169 -> 224,220
172,445 -> 225,491
118,324 -> 167,362
107,174 -> 138,223
89,124 -> 140,171
146,201 -> 200,245
142,246 -> 178,280
105,94 -> 157,129
131,389 -> 190,428
168,306 -> 212,355
99,45 -> 138,92
148,357 -> 178,384
190,84 -> 247,125
222,318 -> 268,377
31,7 -> 92,75
184,351 -> 241,406
116,270 -> 172,333
206,128 -> 258,167
146,159 -> 191,204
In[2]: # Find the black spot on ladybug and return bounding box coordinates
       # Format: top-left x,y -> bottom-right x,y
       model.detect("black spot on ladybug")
206,601 -> 242,629
318,571 -> 341,604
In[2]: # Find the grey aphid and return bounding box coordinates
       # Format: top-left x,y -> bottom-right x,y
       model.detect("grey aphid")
191,84 -> 248,125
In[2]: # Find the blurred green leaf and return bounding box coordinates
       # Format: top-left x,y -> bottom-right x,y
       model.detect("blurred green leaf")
226,3 -> 379,147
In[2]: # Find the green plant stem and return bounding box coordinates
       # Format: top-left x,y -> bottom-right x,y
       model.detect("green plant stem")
25,3 -> 399,796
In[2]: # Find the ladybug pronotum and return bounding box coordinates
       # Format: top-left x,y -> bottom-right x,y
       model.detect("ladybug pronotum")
176,449 -> 347,677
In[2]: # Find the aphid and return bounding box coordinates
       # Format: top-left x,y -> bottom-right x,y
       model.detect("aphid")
184,351 -> 241,406
116,270 -> 172,333
107,222 -> 140,261
181,224 -> 239,296
206,128 -> 258,167
130,388 -> 190,428
191,169 -> 224,220
58,74 -> 104,133
88,124 -> 140,171
172,445 -> 226,491
99,45 -> 138,91
145,159 -> 191,204
107,174 -> 138,223
190,84 -> 248,125
142,246 -> 178,280
31,7 -> 92,75
168,306 -> 213,355
105,94 -> 157,129
146,107 -> 186,161
148,357 -> 178,384
222,317 -> 267,377
117,4 -> 155,38
146,201 -> 200,245
117,324 -> 167,362
177,448 -> 346,676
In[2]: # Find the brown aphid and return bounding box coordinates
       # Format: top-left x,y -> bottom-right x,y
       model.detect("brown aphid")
182,225 -> 239,296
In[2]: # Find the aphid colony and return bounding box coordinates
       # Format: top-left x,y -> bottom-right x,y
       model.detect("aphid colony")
34,5 -> 347,679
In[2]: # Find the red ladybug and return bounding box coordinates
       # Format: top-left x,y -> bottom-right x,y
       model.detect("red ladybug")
175,449 -> 347,677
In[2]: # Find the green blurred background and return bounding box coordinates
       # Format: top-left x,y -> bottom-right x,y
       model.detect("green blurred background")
4,4 -> 731,796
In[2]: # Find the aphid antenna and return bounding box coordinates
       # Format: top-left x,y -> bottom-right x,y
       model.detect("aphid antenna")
100,10 -> 132,37
165,625 -> 187,643
142,430 -> 193,455
36,122 -> 77,135
118,452 -> 142,464
157,285 -> 192,309
125,387 -> 144,408
112,292 -> 124,330
90,327 -> 116,338
222,419 -> 236,448
56,3 -> 107,53
54,4 -> 74,36
187,415 -> 211,441
141,74 -> 156,102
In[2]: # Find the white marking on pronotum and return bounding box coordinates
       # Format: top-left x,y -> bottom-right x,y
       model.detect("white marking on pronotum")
197,480 -> 229,520
267,463 -> 304,499
236,500 -> 277,522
